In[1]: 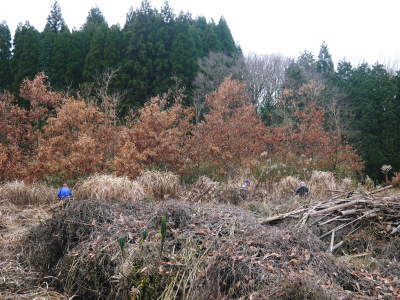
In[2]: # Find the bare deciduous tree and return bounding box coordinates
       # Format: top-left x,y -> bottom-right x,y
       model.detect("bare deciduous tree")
243,53 -> 291,107
192,52 -> 244,122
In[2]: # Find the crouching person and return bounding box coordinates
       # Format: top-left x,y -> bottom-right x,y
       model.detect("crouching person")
58,183 -> 73,201
295,182 -> 309,197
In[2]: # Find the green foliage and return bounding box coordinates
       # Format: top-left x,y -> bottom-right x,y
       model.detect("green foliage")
160,215 -> 168,258
44,1 -> 68,33
2,1 -> 240,115
337,64 -> 400,179
0,21 -> 12,90
316,41 -> 334,76
11,22 -> 41,91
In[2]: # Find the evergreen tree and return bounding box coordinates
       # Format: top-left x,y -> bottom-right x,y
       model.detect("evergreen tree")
44,1 -> 68,33
0,21 -> 12,90
65,30 -> 86,87
83,26 -> 107,81
83,7 -> 108,30
171,15 -> 197,89
204,20 -> 221,52
340,64 -> 400,179
216,17 -> 237,56
192,16 -> 208,57
12,22 -> 41,91
121,1 -> 168,110
104,25 -> 123,68
50,30 -> 71,88
41,1 -> 69,87
316,41 -> 334,76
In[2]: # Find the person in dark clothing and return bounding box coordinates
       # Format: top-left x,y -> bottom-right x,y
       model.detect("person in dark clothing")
295,182 -> 309,197
58,183 -> 73,200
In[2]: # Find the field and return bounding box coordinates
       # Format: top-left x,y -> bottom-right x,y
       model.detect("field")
1,173 -> 400,299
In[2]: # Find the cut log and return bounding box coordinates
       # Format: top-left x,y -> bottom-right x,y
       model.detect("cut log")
319,210 -> 378,239
319,215 -> 342,226
332,241 -> 344,252
259,208 -> 308,225
370,185 -> 392,194
391,224 -> 400,234
341,209 -> 367,216
329,230 -> 335,253
310,199 -> 369,216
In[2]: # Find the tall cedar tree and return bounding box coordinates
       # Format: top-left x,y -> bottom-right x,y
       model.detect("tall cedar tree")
11,22 -> 41,92
0,22 -> 12,90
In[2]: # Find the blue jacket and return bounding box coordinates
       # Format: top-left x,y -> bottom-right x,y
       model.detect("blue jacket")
58,186 -> 73,200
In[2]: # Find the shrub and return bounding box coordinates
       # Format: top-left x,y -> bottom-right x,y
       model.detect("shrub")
0,180 -> 56,206
74,174 -> 144,203
137,171 -> 180,200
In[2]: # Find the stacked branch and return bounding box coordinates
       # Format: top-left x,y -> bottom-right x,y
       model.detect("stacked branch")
260,186 -> 400,252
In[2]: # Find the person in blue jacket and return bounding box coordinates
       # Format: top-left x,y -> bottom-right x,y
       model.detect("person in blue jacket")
58,183 -> 73,200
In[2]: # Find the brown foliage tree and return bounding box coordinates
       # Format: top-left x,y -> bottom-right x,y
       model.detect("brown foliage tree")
270,81 -> 363,175
187,77 -> 267,177
0,74 -> 63,181
32,99 -> 117,182
112,95 -> 193,178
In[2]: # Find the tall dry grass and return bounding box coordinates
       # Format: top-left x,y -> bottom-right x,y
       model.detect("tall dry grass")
307,171 -> 337,198
272,176 -> 302,198
137,171 -> 181,200
74,174 -> 144,203
0,180 -> 56,206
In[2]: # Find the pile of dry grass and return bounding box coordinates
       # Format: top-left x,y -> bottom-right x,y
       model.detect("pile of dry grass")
74,174 -> 144,203
308,171 -> 337,198
0,180 -> 56,206
273,176 -> 301,198
137,171 -> 181,200
20,199 -> 383,299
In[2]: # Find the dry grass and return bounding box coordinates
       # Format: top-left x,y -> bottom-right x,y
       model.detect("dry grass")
0,180 -> 56,206
137,171 -> 181,200
74,174 -> 145,203
273,176 -> 301,198
307,171 -> 337,198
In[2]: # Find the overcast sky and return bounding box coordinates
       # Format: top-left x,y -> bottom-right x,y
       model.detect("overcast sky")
2,0 -> 400,67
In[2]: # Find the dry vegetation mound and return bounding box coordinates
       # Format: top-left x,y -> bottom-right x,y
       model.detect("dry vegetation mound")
137,171 -> 181,200
19,199 -> 380,299
74,174 -> 145,203
0,180 -> 56,206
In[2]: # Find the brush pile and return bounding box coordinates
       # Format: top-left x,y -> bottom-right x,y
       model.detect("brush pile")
260,185 -> 400,252
18,198 -> 393,299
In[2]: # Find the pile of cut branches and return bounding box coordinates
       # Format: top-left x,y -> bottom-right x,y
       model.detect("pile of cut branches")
260,185 -> 400,252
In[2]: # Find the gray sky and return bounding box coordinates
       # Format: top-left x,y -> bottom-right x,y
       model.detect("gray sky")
2,0 -> 400,67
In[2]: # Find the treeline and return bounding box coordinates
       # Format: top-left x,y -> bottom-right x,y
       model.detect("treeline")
0,0 -> 239,111
278,46 -> 400,179
1,1 -> 399,181
0,74 -> 362,185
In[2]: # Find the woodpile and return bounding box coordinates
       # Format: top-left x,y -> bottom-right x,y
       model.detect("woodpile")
260,185 -> 400,252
